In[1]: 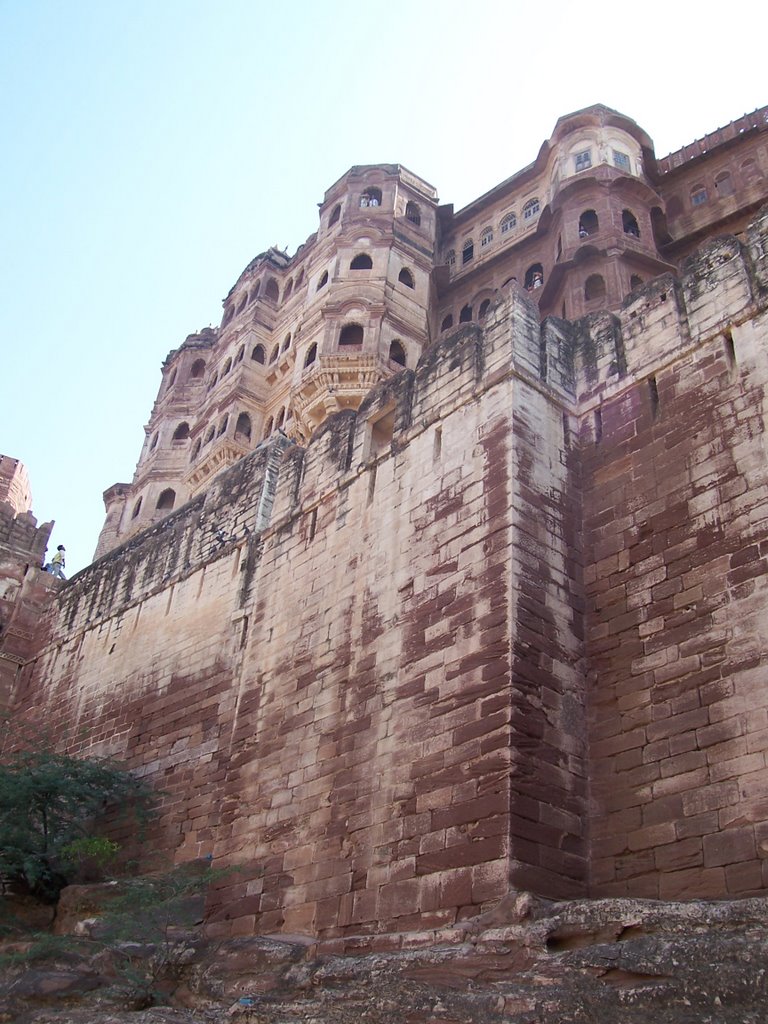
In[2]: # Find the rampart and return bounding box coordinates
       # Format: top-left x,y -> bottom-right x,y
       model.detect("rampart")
8,205 -> 768,941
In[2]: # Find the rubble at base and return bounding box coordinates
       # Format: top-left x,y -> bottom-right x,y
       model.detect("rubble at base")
2,890 -> 768,1023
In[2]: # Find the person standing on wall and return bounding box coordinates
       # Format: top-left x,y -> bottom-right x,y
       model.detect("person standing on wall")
49,545 -> 66,579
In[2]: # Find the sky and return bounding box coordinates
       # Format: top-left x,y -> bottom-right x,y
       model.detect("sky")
0,0 -> 764,576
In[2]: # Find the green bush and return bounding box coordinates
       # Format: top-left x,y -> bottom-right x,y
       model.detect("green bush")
0,749 -> 154,901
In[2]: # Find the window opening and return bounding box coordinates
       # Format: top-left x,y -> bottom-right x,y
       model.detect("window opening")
172,422 -> 190,441
389,340 -> 406,366
523,198 -> 540,220
264,278 -> 280,302
283,279 -> 293,300
525,264 -> 544,290
222,358 -> 232,376
149,433 -> 159,451
339,323 -> 364,346
405,201 -> 421,225
235,412 -> 252,443
131,498 -> 142,519
584,274 -> 606,300
218,415 -> 229,436
304,342 -> 317,367
715,171 -> 734,197
360,188 -> 382,207
398,267 -> 415,288
630,274 -> 643,290
594,408 -> 603,444
500,212 -> 516,234
168,369 -> 177,388
574,149 -> 592,172
579,209 -> 599,237
269,344 -> 279,364
190,359 -> 206,378
329,204 -> 341,226
236,345 -> 245,362
264,416 -> 274,438
459,304 -> 472,323
446,249 -> 456,267
350,252 -> 373,270
478,298 -> 491,320
462,239 -> 474,264
622,210 -> 640,237
282,332 -> 292,352
441,314 -> 453,332
156,489 -> 176,510
252,344 -> 266,363
481,226 -> 493,247
691,185 -> 708,207
317,270 -> 328,290
613,150 -> 631,172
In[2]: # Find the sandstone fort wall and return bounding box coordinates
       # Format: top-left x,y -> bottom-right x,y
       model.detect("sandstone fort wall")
9,207 -> 768,940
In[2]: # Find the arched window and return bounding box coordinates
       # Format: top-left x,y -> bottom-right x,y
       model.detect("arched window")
459,304 -> 472,323
252,344 -> 266,364
405,201 -> 421,225
578,210 -> 599,237
500,212 -> 517,234
190,359 -> 206,379
131,497 -> 142,519
168,368 -> 177,388
441,314 -> 454,332
236,293 -> 248,314
236,345 -> 245,363
523,198 -> 540,221
339,323 -> 364,346
478,298 -> 491,320
249,281 -> 261,304
295,269 -> 305,287
235,412 -> 252,442
525,264 -> 544,290
204,425 -> 215,445
304,343 -> 317,368
584,274 -> 606,300
282,332 -> 292,352
690,185 -> 707,207
398,267 -> 415,288
217,415 -> 229,436
149,432 -> 159,451
156,489 -> 175,511
191,439 -> 201,461
350,253 -> 373,270
283,278 -> 293,300
462,239 -> 474,264
446,249 -> 456,267
172,422 -> 190,441
317,270 -> 328,290
360,187 -> 382,207
265,278 -> 280,302
481,226 -> 493,248
223,305 -> 235,325
630,274 -> 643,290
389,340 -> 406,366
622,210 -> 640,237
276,407 -> 286,428
329,204 -> 341,226
222,358 -> 232,376
208,372 -> 218,391
715,171 -> 734,197
269,344 -> 279,364
263,416 -> 274,438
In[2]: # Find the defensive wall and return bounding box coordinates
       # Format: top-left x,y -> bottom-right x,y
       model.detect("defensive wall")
8,205 -> 768,942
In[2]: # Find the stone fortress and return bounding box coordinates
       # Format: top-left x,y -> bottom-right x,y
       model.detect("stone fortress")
3,103 -> 768,944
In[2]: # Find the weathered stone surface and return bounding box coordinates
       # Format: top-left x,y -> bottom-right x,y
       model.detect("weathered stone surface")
2,896 -> 768,1022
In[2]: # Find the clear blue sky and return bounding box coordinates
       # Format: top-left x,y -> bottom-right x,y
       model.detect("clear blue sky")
1,0 -> 764,575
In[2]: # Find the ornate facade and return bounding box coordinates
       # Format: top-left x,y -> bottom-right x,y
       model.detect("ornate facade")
95,104 -> 768,557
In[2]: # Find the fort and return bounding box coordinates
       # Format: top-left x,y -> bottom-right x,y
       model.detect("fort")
3,104 -> 768,946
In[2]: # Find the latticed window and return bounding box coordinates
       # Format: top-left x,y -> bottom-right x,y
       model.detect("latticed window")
462,239 -> 474,264
613,150 -> 631,172
574,149 -> 592,172
523,198 -> 540,221
481,226 -> 493,247
500,212 -> 516,234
